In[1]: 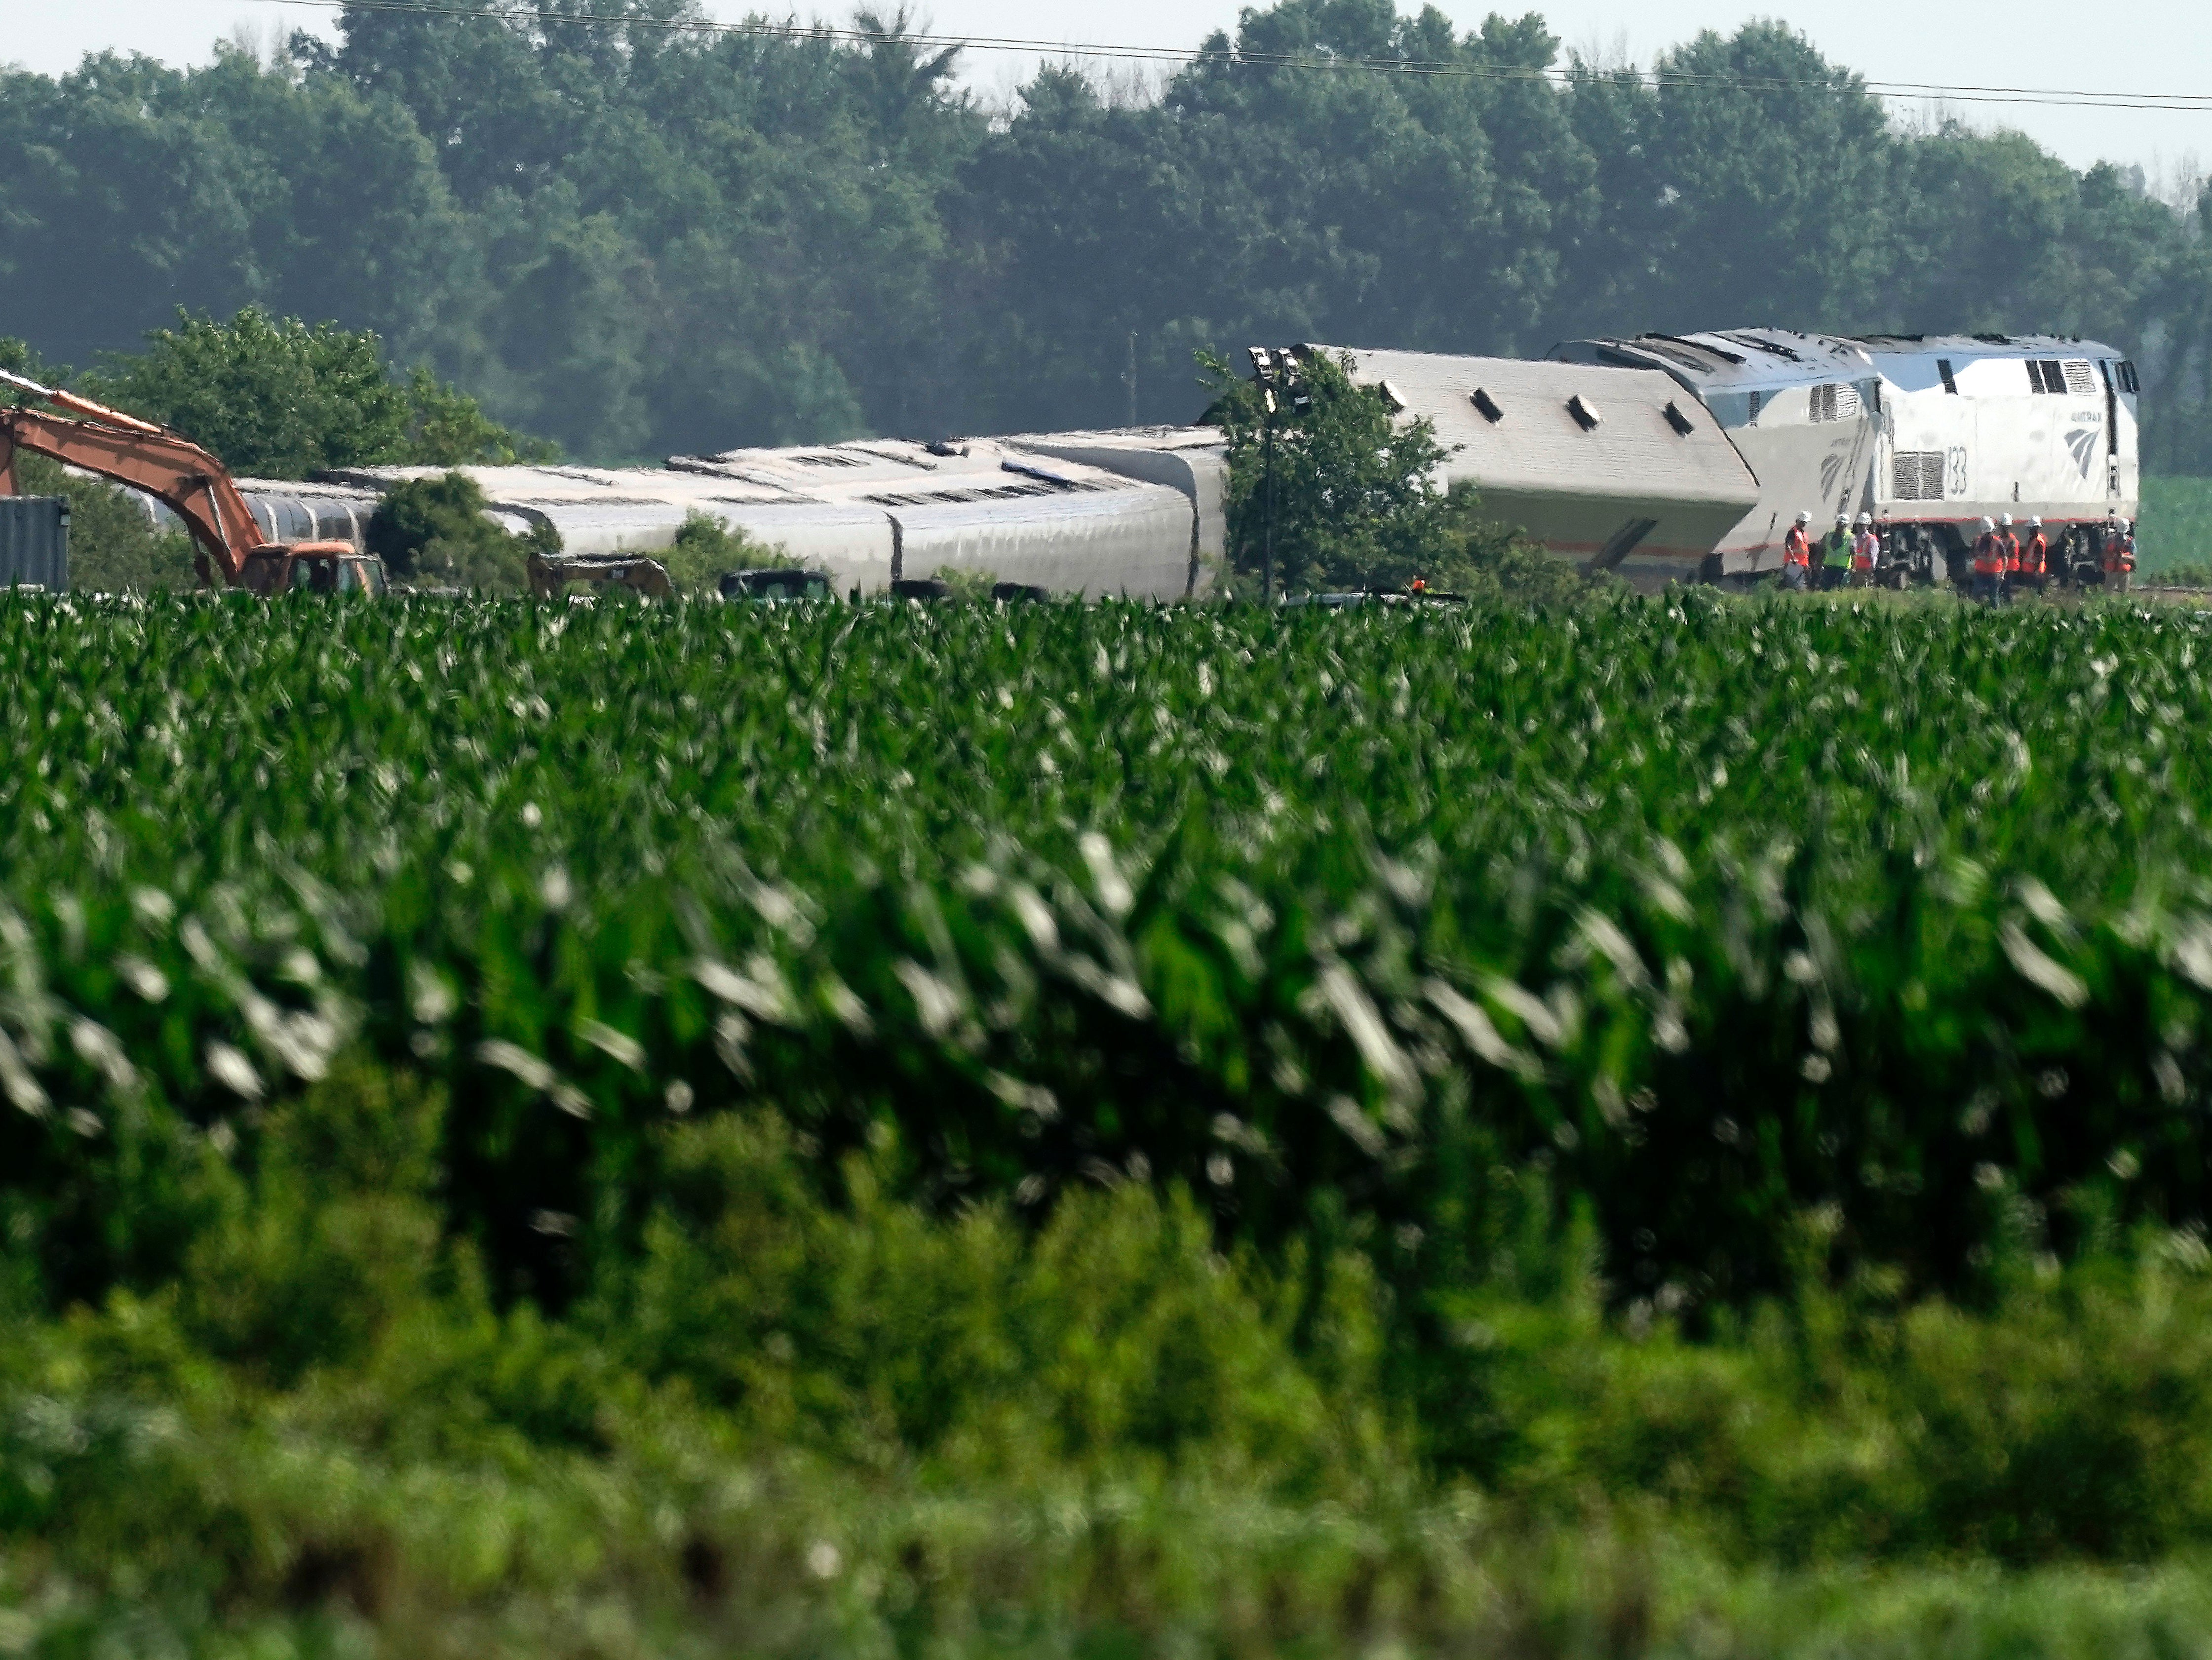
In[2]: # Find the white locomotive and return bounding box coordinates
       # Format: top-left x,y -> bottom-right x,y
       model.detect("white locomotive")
1551,329 -> 2140,585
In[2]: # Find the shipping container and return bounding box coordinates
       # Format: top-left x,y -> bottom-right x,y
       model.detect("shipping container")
0,497 -> 68,591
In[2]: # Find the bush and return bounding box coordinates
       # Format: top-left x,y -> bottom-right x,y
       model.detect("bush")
1428,482 -> 1612,603
365,471 -> 542,590
660,510 -> 797,594
932,564 -> 1001,601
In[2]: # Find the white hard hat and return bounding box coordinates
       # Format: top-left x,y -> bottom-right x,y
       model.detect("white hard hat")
1855,512 -> 1872,527
1794,510 -> 1811,524
1835,512 -> 1850,525
2028,516 -> 2042,528
1998,512 -> 2013,527
1979,517 -> 1995,533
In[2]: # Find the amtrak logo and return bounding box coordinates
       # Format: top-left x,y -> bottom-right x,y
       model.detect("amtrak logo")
1819,454 -> 1845,498
2065,427 -> 2099,479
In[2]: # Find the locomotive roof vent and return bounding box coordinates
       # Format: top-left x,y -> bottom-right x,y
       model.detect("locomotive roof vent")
1663,400 -> 1696,436
1567,393 -> 1601,431
1471,386 -> 1504,423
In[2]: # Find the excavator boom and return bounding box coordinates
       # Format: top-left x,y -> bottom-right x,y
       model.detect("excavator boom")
0,369 -> 384,594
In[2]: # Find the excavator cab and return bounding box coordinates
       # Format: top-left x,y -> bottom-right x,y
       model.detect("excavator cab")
238,542 -> 390,597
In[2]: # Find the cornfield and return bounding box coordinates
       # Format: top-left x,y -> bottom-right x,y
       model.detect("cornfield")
2,589 -> 2208,1330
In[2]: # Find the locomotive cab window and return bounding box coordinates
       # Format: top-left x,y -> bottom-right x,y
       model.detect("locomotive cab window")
1937,359 -> 1957,394
2118,360 -> 2141,394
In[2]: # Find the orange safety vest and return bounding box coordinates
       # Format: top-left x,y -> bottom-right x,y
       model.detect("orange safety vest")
2018,535 -> 2046,576
1972,534 -> 2005,576
2104,528 -> 2130,571
1851,531 -> 1878,569
1783,526 -> 1811,566
2000,533 -> 2021,573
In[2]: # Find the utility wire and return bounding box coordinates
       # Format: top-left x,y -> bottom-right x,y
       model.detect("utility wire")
240,0 -> 2212,115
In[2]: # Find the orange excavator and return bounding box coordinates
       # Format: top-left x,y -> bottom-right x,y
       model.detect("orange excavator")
0,369 -> 388,594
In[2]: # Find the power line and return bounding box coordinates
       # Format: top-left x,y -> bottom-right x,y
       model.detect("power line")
240,0 -> 2212,116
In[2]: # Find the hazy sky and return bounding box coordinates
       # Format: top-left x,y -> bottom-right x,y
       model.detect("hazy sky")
12,0 -> 2209,186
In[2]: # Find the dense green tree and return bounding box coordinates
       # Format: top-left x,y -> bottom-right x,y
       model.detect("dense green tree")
59,309 -> 551,477
1203,348 -> 1455,593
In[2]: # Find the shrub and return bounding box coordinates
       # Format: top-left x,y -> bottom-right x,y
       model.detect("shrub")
365,471 -> 541,589
660,510 -> 796,594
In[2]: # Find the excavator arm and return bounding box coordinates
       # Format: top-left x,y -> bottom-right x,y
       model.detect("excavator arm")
0,370 -> 269,585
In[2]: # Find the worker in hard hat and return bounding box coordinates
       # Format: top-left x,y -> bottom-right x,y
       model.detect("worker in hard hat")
1850,511 -> 1879,588
2015,516 -> 2048,599
1969,516 -> 2004,606
1995,512 -> 2020,605
1781,510 -> 1812,592
1819,512 -> 1853,590
2103,513 -> 2134,592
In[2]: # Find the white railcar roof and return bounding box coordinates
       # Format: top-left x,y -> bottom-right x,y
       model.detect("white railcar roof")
1552,329 -> 1873,390
1308,343 -> 1758,511
1556,329 -> 2128,392
1848,333 -> 2126,361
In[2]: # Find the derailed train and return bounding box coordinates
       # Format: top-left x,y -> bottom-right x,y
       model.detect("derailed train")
1549,329 -> 2141,585
102,327 -> 2140,601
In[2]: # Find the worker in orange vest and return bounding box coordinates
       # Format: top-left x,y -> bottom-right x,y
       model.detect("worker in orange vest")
1995,512 -> 2021,605
1969,516 -> 2005,606
1781,510 -> 1812,592
2015,516 -> 2048,598
2102,514 -> 2134,592
1850,512 -> 1879,588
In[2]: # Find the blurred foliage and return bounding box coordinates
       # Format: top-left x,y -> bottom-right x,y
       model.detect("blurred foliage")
0,8 -> 2199,464
2137,476 -> 2212,577
0,594 -> 2209,1636
0,595 -> 2208,1331
932,565 -> 1003,601
365,470 -> 539,589
13,1054 -> 2212,1651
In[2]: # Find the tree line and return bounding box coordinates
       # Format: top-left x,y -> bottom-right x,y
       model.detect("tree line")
3,0 -> 2209,470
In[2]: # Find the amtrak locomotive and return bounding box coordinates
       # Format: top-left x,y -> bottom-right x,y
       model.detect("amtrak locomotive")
1552,329 -> 2140,585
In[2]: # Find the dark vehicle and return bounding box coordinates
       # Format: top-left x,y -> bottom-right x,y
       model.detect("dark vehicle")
720,567 -> 833,602
890,578 -> 952,602
991,581 -> 1052,603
